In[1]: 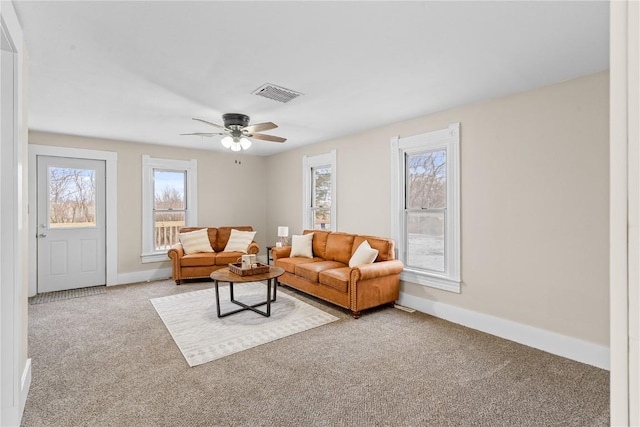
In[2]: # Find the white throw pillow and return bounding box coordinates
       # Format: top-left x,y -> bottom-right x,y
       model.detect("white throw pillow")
349,240 -> 379,268
290,233 -> 314,258
179,229 -> 214,255
223,229 -> 257,253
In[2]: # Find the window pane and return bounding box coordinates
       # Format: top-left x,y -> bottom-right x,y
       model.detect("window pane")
48,167 -> 96,228
406,211 -> 445,272
154,170 -> 185,210
154,211 -> 185,250
313,208 -> 331,230
312,166 -> 331,208
406,150 -> 446,209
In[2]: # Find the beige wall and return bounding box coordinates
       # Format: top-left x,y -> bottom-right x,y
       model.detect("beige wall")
28,132 -> 269,276
267,71 -> 609,346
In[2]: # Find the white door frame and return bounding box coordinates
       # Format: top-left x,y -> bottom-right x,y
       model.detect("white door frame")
28,145 -> 118,296
610,1 -> 640,425
0,1 -> 28,425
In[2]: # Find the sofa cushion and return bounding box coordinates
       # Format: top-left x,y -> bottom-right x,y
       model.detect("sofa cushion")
349,240 -> 379,267
181,252 -> 217,267
223,229 -> 257,253
214,252 -> 244,266
295,261 -> 347,283
214,226 -> 253,252
304,229 -> 330,259
319,267 -> 351,293
290,233 -> 314,258
325,233 -> 356,265
352,235 -> 394,261
276,257 -> 323,274
179,228 -> 214,255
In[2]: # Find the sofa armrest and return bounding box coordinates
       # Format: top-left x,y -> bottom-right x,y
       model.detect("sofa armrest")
271,245 -> 291,261
167,244 -> 184,281
351,260 -> 404,281
247,241 -> 260,255
167,244 -> 184,260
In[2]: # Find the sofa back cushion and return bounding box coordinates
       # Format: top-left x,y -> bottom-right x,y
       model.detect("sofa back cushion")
325,233 -> 356,265
303,229 -> 330,259
352,235 -> 395,261
214,226 -> 254,252
179,227 -> 217,249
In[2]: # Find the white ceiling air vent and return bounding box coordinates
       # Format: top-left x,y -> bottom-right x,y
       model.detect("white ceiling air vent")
252,83 -> 303,103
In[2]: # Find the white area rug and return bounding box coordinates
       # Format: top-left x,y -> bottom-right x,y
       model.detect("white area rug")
151,282 -> 339,367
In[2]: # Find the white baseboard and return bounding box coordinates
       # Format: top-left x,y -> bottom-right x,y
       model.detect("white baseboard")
398,292 -> 610,370
20,358 -> 31,415
3,358 -> 31,427
116,267 -> 172,286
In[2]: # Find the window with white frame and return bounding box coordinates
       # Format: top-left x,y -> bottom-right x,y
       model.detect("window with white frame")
141,156 -> 197,263
391,123 -> 460,292
302,150 -> 336,231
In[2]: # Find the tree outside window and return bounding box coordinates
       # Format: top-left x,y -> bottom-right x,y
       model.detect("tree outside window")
48,167 -> 96,227
153,170 -> 186,250
405,150 -> 447,272
312,166 -> 332,230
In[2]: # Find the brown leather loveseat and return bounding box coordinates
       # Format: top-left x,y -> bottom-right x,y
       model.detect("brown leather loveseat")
271,230 -> 403,318
168,226 -> 259,284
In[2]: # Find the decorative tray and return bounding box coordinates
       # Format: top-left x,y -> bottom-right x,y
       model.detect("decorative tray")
228,262 -> 270,276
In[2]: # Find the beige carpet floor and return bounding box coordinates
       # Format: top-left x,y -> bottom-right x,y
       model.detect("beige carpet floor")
22,279 -> 609,426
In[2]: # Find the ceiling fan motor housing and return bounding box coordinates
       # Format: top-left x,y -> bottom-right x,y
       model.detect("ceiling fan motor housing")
222,113 -> 250,128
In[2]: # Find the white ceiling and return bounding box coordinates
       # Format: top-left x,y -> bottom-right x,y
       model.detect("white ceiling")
14,1 -> 609,156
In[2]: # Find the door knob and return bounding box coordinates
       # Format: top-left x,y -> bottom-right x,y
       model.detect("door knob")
38,233 -> 47,238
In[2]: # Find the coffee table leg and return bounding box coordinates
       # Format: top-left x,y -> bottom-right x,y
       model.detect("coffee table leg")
271,278 -> 277,302
266,279 -> 272,316
214,279 -> 221,317
229,282 -> 235,302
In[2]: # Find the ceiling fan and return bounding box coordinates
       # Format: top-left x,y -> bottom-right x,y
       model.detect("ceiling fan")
181,113 -> 286,151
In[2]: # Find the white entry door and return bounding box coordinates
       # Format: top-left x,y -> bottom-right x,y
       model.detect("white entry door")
37,156 -> 106,292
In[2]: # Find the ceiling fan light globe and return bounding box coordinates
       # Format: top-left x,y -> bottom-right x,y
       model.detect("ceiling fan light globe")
231,141 -> 241,152
240,138 -> 252,150
221,136 -> 233,148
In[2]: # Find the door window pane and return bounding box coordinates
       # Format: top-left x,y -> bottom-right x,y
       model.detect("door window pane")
406,211 -> 445,272
406,150 -> 446,209
48,167 -> 96,228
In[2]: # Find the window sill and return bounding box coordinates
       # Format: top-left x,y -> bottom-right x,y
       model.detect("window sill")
141,252 -> 170,264
400,269 -> 461,293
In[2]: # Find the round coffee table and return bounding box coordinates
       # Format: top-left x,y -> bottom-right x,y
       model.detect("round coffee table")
210,266 -> 285,318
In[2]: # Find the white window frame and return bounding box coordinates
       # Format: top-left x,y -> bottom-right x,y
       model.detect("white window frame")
302,150 -> 337,231
391,123 -> 460,293
141,155 -> 197,263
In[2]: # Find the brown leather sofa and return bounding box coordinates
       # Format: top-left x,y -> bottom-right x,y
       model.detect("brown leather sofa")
168,226 -> 259,285
271,230 -> 403,318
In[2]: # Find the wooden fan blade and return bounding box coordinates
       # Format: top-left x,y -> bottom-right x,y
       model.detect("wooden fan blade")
243,122 -> 277,133
192,118 -> 226,130
180,132 -> 224,137
249,133 -> 287,143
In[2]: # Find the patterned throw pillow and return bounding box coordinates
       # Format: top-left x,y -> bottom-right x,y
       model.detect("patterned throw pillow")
223,229 -> 257,254
349,240 -> 379,268
179,229 -> 214,255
